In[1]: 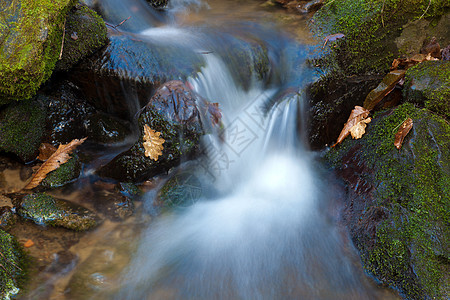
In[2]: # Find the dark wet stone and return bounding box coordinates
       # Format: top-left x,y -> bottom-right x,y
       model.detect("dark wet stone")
19,193 -> 99,231
325,103 -> 449,299
40,154 -> 82,189
146,0 -> 168,9
117,182 -> 143,200
85,112 -> 132,144
97,80 -> 204,182
296,0 -> 324,14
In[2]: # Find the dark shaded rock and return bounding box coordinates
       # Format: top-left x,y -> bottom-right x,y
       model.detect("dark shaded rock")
55,3 -> 108,71
306,74 -> 382,149
0,229 -> 28,299
296,0 -> 324,14
325,103 -> 449,299
146,0 -> 168,9
69,29 -> 204,120
0,0 -> 77,103
443,45 -> 450,61
157,170 -> 203,209
85,112 -> 132,144
19,193 -> 99,231
0,99 -> 47,162
0,195 -> 16,230
97,81 -> 204,182
420,37 -> 441,59
403,60 -> 450,119
90,190 -> 134,222
116,182 -> 143,200
40,154 -> 82,189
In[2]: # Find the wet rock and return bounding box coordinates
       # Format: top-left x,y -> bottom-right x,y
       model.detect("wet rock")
55,3 -> 108,72
90,191 -> 134,222
0,229 -> 27,300
403,60 -> 450,119
0,195 -> 16,230
39,154 -> 82,189
0,100 -> 47,162
97,81 -> 204,182
70,30 -> 204,120
85,112 -> 133,144
442,44 -> 450,61
117,182 -> 143,200
146,0 -> 168,9
296,0 -> 324,14
19,193 -> 99,231
325,103 -> 449,299
157,170 -> 203,209
0,0 -> 77,103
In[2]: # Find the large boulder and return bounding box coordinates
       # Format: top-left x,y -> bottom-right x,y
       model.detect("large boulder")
0,229 -> 27,299
97,81 -> 205,182
325,103 -> 449,299
0,0 -> 77,103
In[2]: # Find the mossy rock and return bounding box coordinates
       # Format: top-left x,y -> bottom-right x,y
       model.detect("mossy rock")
40,154 -> 82,189
55,2 -> 108,72
312,0 -> 449,76
404,60 -> 450,119
0,99 -> 47,162
157,171 -> 203,209
325,103 -> 449,298
0,229 -> 28,300
0,0 -> 77,103
19,193 -> 99,231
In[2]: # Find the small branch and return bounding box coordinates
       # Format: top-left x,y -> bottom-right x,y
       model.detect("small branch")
105,16 -> 131,30
381,0 -> 386,27
59,18 -> 66,60
419,0 -> 431,20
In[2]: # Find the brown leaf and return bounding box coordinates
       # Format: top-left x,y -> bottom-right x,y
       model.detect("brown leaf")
23,239 -> 34,248
350,117 -> 371,139
332,106 -> 370,147
394,118 -> 413,149
143,124 -> 165,161
24,138 -> 87,190
322,33 -> 345,48
363,70 -> 405,111
37,143 -> 57,161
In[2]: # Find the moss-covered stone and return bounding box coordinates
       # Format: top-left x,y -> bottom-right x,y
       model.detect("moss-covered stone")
0,99 -> 47,162
325,103 -> 449,298
311,0 -> 449,76
55,3 -> 108,71
19,193 -> 99,231
40,154 -> 82,189
0,0 -> 77,103
404,60 -> 450,119
157,171 -> 203,209
0,229 -> 28,300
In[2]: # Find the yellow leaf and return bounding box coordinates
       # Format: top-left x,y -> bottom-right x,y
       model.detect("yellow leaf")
143,124 -> 165,161
24,138 -> 87,190
350,117 -> 371,139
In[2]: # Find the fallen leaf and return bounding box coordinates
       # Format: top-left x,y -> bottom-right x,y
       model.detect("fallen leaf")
350,117 -> 371,139
143,124 -> 165,161
332,106 -> 370,147
24,138 -> 87,190
363,70 -> 405,111
394,118 -> 413,149
37,143 -> 57,161
23,239 -> 34,248
322,33 -> 345,48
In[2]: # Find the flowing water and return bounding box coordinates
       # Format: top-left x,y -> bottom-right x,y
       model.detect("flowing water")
17,0 -> 400,299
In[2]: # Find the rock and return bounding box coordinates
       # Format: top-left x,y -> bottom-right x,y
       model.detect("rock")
157,170 -> 203,209
90,191 -> 134,222
85,112 -> 132,144
325,103 -> 449,299
19,193 -> 99,231
39,154 -> 82,189
0,0 -> 77,103
0,229 -> 27,300
69,30 -> 205,120
0,195 -> 16,230
116,182 -> 143,200
0,99 -> 47,162
443,44 -> 450,61
403,60 -> 450,119
146,0 -> 168,9
97,81 -> 204,182
296,0 -> 324,14
55,3 -> 108,72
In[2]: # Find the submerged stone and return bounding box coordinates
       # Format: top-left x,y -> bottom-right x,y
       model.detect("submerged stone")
19,193 -> 99,231
157,170 -> 203,209
325,103 -> 449,299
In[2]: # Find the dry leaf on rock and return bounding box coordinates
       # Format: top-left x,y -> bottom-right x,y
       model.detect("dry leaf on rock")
350,117 -> 371,139
37,143 -> 57,161
394,118 -> 413,149
143,124 -> 165,161
24,138 -> 87,190
363,70 -> 405,111
332,106 -> 370,147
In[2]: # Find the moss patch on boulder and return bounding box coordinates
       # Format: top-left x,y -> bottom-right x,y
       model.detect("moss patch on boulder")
325,103 -> 449,298
0,0 -> 77,103
40,154 -> 82,189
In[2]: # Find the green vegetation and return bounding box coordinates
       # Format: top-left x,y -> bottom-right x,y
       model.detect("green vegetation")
40,154 -> 82,188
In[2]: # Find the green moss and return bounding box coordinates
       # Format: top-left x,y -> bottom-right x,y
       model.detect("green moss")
40,154 -> 82,188
312,0 -> 449,76
0,0 -> 77,103
0,229 -> 28,300
326,103 -> 449,298
0,99 -> 46,162
404,60 -> 450,119
158,172 -> 202,209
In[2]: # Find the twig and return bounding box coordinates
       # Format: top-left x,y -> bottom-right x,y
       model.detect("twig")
392,117 -> 409,134
0,251 -> 22,271
59,18 -> 66,60
105,16 -> 131,30
381,0 -> 386,27
419,0 -> 431,20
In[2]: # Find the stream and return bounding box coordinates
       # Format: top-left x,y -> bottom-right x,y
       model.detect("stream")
14,0 -> 401,299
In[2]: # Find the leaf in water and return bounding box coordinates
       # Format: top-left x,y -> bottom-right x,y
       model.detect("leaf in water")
363,69 -> 405,111
143,124 -> 165,161
23,239 -> 34,248
332,106 -> 370,147
394,118 -> 413,149
24,138 -> 87,190
37,143 -> 57,161
350,117 -> 372,139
